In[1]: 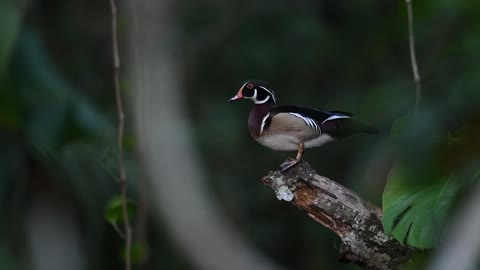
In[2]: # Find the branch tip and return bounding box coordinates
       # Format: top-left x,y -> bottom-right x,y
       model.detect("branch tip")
262,160 -> 414,270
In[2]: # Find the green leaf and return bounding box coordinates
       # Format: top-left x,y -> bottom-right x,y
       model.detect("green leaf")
382,158 -> 478,248
382,161 -> 470,248
383,127 -> 480,248
121,242 -> 147,264
105,196 -> 136,225
0,0 -> 27,73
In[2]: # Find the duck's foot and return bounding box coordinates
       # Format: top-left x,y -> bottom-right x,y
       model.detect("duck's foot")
280,158 -> 301,171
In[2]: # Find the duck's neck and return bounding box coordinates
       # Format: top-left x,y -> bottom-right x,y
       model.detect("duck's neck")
248,102 -> 275,137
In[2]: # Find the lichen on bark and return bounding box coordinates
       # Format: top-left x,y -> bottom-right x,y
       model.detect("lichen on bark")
262,160 -> 415,270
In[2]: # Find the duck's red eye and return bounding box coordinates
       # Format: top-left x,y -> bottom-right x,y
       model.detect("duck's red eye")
246,83 -> 253,89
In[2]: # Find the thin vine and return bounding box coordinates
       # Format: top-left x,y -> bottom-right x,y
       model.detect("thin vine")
405,0 -> 422,114
109,0 -> 133,269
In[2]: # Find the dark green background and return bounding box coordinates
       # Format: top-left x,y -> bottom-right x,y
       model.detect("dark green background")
1,0 -> 479,269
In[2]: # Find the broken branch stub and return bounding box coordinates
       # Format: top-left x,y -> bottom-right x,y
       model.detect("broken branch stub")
262,160 -> 414,270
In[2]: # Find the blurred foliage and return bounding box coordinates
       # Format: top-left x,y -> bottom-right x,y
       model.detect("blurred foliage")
122,242 -> 148,266
383,153 -> 478,248
105,196 -> 136,230
383,115 -> 480,248
0,0 -> 479,270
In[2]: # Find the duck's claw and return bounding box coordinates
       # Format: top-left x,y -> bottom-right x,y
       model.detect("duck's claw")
280,158 -> 300,171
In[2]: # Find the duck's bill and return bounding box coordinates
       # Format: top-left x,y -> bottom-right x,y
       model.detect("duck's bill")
228,94 -> 244,102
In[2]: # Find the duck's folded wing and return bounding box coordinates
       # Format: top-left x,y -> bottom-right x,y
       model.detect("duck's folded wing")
263,110 -> 321,141
270,105 -> 378,139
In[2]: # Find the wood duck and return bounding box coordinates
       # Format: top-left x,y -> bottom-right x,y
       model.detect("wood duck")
229,80 -> 378,171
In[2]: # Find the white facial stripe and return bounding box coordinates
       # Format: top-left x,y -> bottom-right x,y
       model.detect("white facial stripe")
257,85 -> 273,95
260,112 -> 270,135
254,95 -> 270,104
240,81 -> 249,91
258,86 -> 277,104
289,113 -> 320,130
250,89 -> 257,101
246,89 -> 270,104
321,115 -> 350,124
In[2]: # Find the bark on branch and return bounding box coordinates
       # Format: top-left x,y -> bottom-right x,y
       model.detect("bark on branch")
262,160 -> 414,270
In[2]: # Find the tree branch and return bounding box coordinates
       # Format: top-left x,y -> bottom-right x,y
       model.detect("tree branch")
262,160 -> 414,270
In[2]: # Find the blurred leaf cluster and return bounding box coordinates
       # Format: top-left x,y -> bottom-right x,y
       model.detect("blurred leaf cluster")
0,1 -> 135,269
0,8 -> 119,270
383,110 -> 480,249
0,0 -> 479,270
383,137 -> 479,248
